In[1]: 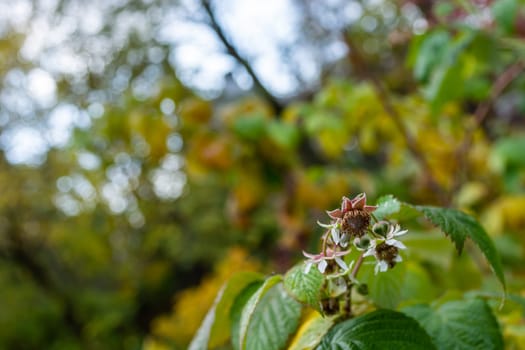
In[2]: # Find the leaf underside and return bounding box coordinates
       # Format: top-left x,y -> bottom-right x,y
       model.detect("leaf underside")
244,283 -> 302,350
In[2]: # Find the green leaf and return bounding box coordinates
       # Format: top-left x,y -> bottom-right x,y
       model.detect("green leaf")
434,2 -> 455,20
316,309 -> 436,350
359,258 -> 407,309
422,30 -> 476,113
267,121 -> 300,150
188,272 -> 263,350
488,135 -> 525,191
412,30 -> 451,82
244,283 -> 302,350
507,294 -> 525,315
372,195 -> 420,221
233,113 -> 267,141
373,194 -> 401,220
414,205 -> 506,289
467,291 -> 525,316
400,262 -> 438,304
489,135 -> 525,173
284,263 -> 324,312
288,313 -> 338,350
494,235 -> 523,265
402,231 -> 455,267
232,275 -> 283,350
492,0 -> 518,34
231,281 -> 265,350
424,60 -> 463,113
403,299 -> 503,350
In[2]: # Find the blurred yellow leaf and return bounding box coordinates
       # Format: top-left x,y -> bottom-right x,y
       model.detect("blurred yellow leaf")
179,98 -> 213,124
150,248 -> 260,348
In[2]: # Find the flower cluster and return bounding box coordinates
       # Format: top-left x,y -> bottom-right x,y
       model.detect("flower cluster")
303,193 -> 408,276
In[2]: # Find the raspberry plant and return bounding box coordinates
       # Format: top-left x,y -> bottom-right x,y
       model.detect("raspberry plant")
190,194 -> 505,350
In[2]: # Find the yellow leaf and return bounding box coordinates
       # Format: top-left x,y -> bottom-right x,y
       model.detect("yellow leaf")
288,311 -> 337,350
179,98 -> 213,124
149,248 -> 260,348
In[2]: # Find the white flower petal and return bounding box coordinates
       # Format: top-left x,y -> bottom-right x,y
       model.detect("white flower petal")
363,247 -> 376,258
331,227 -> 341,245
303,251 -> 318,259
394,255 -> 403,263
377,260 -> 389,273
318,259 -> 328,274
386,239 -> 406,250
363,248 -> 375,257
317,220 -> 334,228
340,234 -> 350,246
304,262 -> 313,274
393,229 -> 408,237
335,257 -> 348,271
386,224 -> 397,236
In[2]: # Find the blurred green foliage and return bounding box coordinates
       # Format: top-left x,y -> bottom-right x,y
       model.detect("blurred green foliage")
0,0 -> 525,349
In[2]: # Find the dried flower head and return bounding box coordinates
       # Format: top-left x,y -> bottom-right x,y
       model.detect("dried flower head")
327,193 -> 377,240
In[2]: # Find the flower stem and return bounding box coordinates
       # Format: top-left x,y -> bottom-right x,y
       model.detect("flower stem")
351,253 -> 365,280
321,230 -> 328,255
343,253 -> 365,318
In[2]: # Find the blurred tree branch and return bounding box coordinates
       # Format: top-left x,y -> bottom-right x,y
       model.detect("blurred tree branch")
450,60 -> 525,200
344,33 -> 446,203
200,0 -> 284,114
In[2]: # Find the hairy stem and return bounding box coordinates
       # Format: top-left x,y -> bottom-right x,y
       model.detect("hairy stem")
351,253 -> 365,280
343,253 -> 366,318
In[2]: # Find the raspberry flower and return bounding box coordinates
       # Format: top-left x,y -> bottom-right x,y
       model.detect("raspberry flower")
363,224 -> 407,274
326,193 -> 378,219
300,194 -> 410,317
317,220 -> 345,247
325,193 -> 377,245
303,248 -> 350,274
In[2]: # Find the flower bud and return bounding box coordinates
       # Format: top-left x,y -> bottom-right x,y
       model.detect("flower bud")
354,236 -> 371,250
372,221 -> 389,237
339,233 -> 350,247
357,283 -> 369,296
